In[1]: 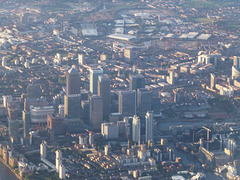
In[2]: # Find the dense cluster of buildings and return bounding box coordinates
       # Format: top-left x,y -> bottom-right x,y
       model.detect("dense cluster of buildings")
1,0 -> 240,179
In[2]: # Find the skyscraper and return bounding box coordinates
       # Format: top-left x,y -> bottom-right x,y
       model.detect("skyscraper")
81,100 -> 90,123
210,73 -> 215,89
8,117 -> 19,139
167,71 -> 175,85
124,47 -> 135,61
98,75 -> 111,120
78,54 -> 84,65
118,90 -> 136,117
232,56 -> 240,80
137,88 -> 152,117
64,94 -> 81,119
66,67 -> 80,95
129,74 -> 145,91
90,68 -> 103,95
233,56 -> 240,69
40,141 -> 47,159
132,115 -> 141,144
22,110 -> 30,138
90,95 -> 103,130
145,111 -> 153,143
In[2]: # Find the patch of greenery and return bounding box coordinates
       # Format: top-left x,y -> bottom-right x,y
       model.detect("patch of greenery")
215,20 -> 240,31
191,18 -> 212,24
186,0 -> 220,9
24,171 -> 60,180
185,0 -> 238,9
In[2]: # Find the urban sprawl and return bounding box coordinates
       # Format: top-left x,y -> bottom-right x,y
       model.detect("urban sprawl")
0,0 -> 240,179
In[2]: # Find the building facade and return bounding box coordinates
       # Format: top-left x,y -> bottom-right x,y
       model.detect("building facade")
90,68 -> 103,95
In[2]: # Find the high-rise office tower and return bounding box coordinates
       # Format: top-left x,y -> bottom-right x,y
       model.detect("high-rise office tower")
124,47 -> 135,61
81,100 -> 90,123
22,110 -> 30,138
232,56 -> 240,79
40,141 -> 47,159
20,13 -> 28,25
137,88 -> 152,117
98,75 -> 111,120
173,89 -> 180,104
56,150 -> 62,173
3,95 -> 12,107
233,56 -> 240,69
66,67 -> 80,95
59,164 -> 66,179
78,54 -> 84,65
132,115 -> 141,144
210,73 -> 215,89
8,118 -> 19,139
90,95 -> 103,130
64,94 -> 81,119
167,71 -> 175,85
145,111 -> 153,143
90,68 -> 103,95
151,97 -> 160,114
56,158 -> 62,173
129,74 -> 145,91
118,90 -> 136,117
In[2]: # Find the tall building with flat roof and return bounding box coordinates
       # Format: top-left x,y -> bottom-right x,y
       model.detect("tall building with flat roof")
137,88 -> 152,117
40,141 -> 47,159
210,73 -> 215,89
66,67 -> 81,95
132,115 -> 140,144
129,74 -> 145,91
90,95 -> 103,130
59,164 -> 66,179
78,54 -> 84,65
98,75 -> 111,120
22,110 -> 30,138
234,56 -> 240,69
101,122 -> 119,139
90,68 -> 103,95
64,94 -> 81,119
145,111 -> 153,143
118,90 -> 136,117
232,56 -> 240,80
124,47 -> 135,61
8,118 -> 19,139
167,71 -> 175,85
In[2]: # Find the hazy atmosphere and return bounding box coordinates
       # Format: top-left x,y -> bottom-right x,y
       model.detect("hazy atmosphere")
0,0 -> 239,179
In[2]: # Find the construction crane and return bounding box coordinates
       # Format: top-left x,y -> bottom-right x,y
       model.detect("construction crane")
202,126 -> 211,150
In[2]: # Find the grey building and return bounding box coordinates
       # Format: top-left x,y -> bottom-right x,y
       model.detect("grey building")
98,75 -> 111,120
64,94 -> 81,119
132,115 -> 140,144
81,100 -> 90,124
22,110 -> 30,138
90,68 -> 103,95
129,74 -> 145,91
8,117 -> 19,139
118,90 -> 136,117
90,95 -> 103,130
66,67 -> 81,95
137,88 -> 152,117
145,111 -> 153,143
